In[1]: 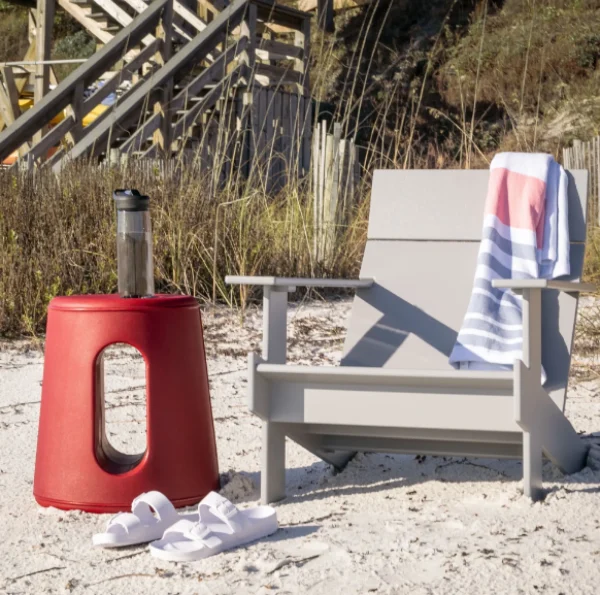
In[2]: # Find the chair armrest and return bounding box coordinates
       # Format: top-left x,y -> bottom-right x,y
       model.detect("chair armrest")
225,276 -> 374,289
492,279 -> 595,293
226,276 -> 369,364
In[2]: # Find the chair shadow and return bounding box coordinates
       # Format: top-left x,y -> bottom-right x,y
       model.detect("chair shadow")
341,284 -> 458,367
341,277 -> 574,390
249,434 -> 600,506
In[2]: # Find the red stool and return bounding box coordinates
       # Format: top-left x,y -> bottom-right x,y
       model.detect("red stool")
34,294 -> 219,513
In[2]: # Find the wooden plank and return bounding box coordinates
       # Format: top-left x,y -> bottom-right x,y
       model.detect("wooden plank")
256,39 -> 303,61
34,0 -> 54,143
266,88 -> 274,186
120,112 -> 161,153
118,0 -> 195,44
173,0 -> 208,31
258,22 -> 297,35
290,91 -> 298,175
56,0 -> 113,44
2,68 -> 21,115
301,94 -> 312,176
299,0 -> 367,11
0,68 -> 22,124
255,63 -> 303,86
318,119 -> 326,257
597,136 -> 600,226
65,80 -> 85,145
257,86 -> 267,165
28,8 -> 36,44
139,143 -> 158,159
367,169 -> 588,242
274,90 -> 282,186
29,115 -> 75,160
247,89 -> 258,175
293,17 -> 310,94
16,41 -> 37,94
172,66 -> 244,140
44,145 -> 66,169
0,83 -> 17,130
253,0 -> 309,30
170,37 -> 247,112
239,3 -> 257,69
35,0 -> 54,102
282,90 -> 291,182
0,0 -> 168,163
153,0 -> 173,152
93,0 -> 157,47
312,118 -> 320,256
317,0 -> 334,32
82,39 -> 161,113
0,39 -> 35,133
330,121 -> 342,231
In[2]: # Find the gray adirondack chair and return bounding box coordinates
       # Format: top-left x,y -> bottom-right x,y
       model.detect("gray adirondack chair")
226,169 -> 594,503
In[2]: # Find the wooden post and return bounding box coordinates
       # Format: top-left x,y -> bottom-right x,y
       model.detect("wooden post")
34,0 -> 54,144
597,136 -> 600,226
294,18 -> 310,96
153,0 -> 174,154
312,119 -> 320,260
239,3 -> 257,70
317,0 -> 334,32
35,0 -> 54,104
0,68 -> 22,127
297,17 -> 311,178
319,119 -> 327,259
66,80 -> 85,146
238,2 -> 256,177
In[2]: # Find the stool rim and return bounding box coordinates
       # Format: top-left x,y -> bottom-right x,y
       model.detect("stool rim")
48,294 -> 199,312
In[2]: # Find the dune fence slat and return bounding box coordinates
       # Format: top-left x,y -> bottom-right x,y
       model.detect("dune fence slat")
564,137 -> 600,226
311,120 -> 360,264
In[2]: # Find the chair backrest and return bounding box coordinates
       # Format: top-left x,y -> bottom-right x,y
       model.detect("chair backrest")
342,169 -> 589,411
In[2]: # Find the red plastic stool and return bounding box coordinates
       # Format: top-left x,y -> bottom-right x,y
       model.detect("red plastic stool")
34,294 -> 219,513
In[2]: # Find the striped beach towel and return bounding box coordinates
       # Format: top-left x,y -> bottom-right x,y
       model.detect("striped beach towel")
449,153 -> 570,375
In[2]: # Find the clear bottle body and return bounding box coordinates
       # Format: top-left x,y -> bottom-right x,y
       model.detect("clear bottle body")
116,209 -> 155,298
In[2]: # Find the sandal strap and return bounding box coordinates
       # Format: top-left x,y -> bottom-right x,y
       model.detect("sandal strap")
106,512 -> 141,534
198,492 -> 244,534
131,491 -> 178,525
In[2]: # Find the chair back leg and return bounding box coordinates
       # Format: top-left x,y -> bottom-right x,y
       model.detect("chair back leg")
522,431 -> 543,500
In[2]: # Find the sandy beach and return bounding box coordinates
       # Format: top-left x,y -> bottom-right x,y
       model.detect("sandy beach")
1,297 -> 600,594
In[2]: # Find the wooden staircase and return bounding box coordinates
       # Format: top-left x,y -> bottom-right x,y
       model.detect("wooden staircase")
0,0 -> 312,182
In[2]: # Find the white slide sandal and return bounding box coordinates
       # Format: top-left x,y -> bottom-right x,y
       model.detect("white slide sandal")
149,492 -> 278,562
92,491 -> 194,548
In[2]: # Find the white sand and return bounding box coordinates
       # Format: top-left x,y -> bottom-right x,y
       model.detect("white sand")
1,298 -> 600,594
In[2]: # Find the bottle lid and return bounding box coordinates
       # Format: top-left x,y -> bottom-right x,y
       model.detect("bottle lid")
113,189 -> 150,211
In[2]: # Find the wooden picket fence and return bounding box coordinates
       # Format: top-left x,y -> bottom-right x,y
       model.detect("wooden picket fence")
563,137 -> 600,226
311,121 -> 360,263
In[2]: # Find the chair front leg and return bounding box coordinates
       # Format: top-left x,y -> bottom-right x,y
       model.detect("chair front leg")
518,287 -> 544,500
261,421 -> 286,504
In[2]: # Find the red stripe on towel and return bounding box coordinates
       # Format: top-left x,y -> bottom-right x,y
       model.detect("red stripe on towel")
485,167 -> 546,249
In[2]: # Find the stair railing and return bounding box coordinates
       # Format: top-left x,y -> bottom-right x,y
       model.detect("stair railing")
0,0 -> 312,172
0,0 -> 170,167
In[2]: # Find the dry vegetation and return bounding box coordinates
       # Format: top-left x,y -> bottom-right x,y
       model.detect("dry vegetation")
0,164 -> 368,336
0,0 -> 599,336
